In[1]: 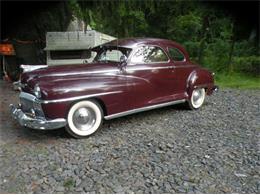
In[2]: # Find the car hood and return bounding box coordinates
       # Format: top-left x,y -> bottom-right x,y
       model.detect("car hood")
23,62 -> 118,78
20,62 -> 121,98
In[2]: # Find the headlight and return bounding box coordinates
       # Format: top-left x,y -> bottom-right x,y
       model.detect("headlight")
34,84 -> 41,98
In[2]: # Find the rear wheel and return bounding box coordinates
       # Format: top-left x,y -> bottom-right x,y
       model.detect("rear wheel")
187,88 -> 206,109
65,100 -> 103,138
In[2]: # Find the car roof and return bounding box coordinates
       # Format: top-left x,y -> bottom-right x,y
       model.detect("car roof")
92,38 -> 190,61
93,38 -> 183,49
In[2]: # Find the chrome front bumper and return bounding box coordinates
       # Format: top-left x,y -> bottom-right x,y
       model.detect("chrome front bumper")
10,104 -> 66,130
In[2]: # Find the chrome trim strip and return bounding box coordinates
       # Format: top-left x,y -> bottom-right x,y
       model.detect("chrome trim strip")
128,59 -> 171,65
172,65 -> 196,68
104,99 -> 186,120
41,91 -> 122,104
126,65 -> 196,72
48,69 -> 119,77
48,64 -> 195,76
127,66 -> 170,71
20,91 -> 122,104
39,64 -> 196,78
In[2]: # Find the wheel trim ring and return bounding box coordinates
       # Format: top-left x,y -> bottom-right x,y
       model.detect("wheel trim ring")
191,88 -> 205,108
67,101 -> 102,136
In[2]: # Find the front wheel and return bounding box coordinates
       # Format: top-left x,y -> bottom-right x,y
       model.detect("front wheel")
65,100 -> 103,138
187,88 -> 206,109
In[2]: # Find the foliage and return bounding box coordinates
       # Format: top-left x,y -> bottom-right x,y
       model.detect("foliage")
68,0 -> 259,80
232,56 -> 260,75
203,38 -> 232,71
233,40 -> 258,56
172,13 -> 202,42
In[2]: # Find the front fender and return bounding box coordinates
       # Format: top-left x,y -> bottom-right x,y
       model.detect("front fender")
39,75 -> 127,119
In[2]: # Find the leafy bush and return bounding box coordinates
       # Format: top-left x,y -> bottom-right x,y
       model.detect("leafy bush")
233,40 -> 258,56
68,0 -> 259,80
232,56 -> 260,75
200,38 -> 231,72
172,13 -> 202,43
183,41 -> 200,61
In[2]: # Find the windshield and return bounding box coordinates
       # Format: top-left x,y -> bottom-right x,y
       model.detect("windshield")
93,46 -> 131,63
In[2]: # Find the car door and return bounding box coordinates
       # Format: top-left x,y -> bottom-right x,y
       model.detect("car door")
125,45 -> 179,110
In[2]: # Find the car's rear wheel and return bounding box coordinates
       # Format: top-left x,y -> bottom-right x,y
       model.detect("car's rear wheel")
65,100 -> 103,138
187,88 -> 206,109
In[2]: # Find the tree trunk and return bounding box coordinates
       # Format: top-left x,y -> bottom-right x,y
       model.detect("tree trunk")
198,15 -> 209,64
198,38 -> 206,64
228,22 -> 235,73
228,39 -> 235,73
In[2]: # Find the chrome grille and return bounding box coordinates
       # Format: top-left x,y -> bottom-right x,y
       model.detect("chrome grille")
20,97 -> 33,112
20,92 -> 45,117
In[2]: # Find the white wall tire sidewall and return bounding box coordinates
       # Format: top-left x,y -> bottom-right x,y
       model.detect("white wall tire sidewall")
191,88 -> 205,109
67,101 -> 102,137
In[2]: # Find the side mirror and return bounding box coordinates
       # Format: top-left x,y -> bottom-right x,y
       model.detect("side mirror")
120,55 -> 127,64
119,55 -> 127,72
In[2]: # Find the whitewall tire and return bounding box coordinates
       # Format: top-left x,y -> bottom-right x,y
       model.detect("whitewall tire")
188,88 -> 206,109
65,100 -> 103,138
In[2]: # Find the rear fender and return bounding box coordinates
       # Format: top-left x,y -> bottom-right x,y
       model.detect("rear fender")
186,69 -> 214,98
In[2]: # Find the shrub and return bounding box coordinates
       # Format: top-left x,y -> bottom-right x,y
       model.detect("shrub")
232,56 -> 260,76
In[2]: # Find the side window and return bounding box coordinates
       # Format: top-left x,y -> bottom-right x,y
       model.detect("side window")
104,50 -> 124,62
168,47 -> 185,61
130,46 -> 168,64
99,50 -> 124,62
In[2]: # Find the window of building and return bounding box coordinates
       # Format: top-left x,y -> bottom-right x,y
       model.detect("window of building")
50,50 -> 91,60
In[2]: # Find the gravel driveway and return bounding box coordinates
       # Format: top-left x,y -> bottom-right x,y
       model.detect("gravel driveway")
0,80 -> 259,193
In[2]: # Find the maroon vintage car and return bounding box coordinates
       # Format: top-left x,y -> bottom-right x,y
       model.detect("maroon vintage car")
10,38 -> 218,138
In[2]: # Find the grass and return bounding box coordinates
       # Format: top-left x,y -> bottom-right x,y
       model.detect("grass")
63,178 -> 75,189
215,72 -> 260,89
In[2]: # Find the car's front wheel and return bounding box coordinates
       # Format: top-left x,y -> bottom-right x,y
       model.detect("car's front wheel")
187,88 -> 206,109
66,100 -> 103,138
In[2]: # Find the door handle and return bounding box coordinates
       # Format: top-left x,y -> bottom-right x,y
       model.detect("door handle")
168,66 -> 174,72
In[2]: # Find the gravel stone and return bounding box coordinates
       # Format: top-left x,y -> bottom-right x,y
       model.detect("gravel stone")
56,186 -> 65,192
0,80 -> 259,193
75,178 -> 82,187
80,178 -> 94,192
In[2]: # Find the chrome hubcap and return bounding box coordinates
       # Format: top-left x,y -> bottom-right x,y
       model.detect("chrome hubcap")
192,88 -> 205,107
72,107 -> 96,131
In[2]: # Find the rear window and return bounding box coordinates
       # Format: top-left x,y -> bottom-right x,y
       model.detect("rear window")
168,47 -> 185,61
50,50 -> 91,60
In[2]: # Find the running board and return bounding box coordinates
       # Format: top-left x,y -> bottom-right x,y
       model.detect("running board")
104,99 -> 186,120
